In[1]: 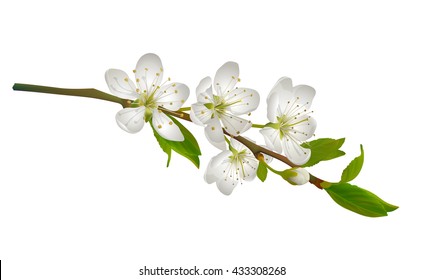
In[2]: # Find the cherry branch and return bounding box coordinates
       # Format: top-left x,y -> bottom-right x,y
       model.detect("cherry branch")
12,83 -> 325,189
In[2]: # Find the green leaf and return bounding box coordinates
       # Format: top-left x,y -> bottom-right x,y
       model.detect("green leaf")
325,183 -> 398,217
257,162 -> 268,182
301,138 -> 346,167
150,115 -> 201,168
151,125 -> 172,167
340,144 -> 364,182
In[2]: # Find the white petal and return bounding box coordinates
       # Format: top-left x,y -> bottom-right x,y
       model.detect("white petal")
190,102 -> 213,126
155,83 -> 190,111
260,127 -> 282,153
214,61 -> 239,95
292,84 -> 315,109
204,150 -> 232,183
267,77 -> 293,121
282,136 -> 311,165
105,69 -> 139,100
152,110 -> 184,141
205,117 -> 226,150
225,87 -> 260,115
241,155 -> 258,182
135,53 -> 164,94
196,76 -> 213,102
115,107 -> 145,133
288,116 -> 317,141
216,177 -> 238,195
220,114 -> 251,136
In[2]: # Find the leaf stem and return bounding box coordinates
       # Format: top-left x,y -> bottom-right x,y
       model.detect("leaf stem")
13,84 -> 325,189
252,124 -> 266,128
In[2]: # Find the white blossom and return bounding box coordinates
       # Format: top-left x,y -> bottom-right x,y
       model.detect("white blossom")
260,77 -> 316,165
190,62 -> 260,150
205,138 -> 258,195
105,53 -> 189,141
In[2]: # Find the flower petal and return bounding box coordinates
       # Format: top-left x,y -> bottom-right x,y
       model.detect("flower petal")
204,150 -> 232,183
220,114 -> 251,136
292,84 -> 315,109
225,87 -> 260,115
267,77 -> 293,122
135,53 -> 164,94
152,110 -> 184,141
260,127 -> 282,153
205,117 -> 226,150
105,69 -> 139,100
214,61 -> 239,95
196,76 -> 213,102
115,107 -> 145,133
190,102 -> 213,126
288,116 -> 317,141
155,82 -> 190,111
241,155 -> 258,182
282,135 -> 311,165
216,177 -> 238,195
269,77 -> 294,108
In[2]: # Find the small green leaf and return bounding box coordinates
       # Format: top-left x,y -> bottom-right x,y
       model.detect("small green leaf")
325,183 -> 398,217
257,162 -> 268,182
301,138 -> 346,167
340,144 -> 364,182
151,126 -> 172,167
150,116 -> 202,168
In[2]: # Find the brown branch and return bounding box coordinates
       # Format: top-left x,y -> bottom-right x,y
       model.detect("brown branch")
13,84 -> 324,189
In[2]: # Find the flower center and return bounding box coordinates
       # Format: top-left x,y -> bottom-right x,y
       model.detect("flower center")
204,94 -> 241,118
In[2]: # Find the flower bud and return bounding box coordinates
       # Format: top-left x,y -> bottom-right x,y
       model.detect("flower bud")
281,168 -> 310,185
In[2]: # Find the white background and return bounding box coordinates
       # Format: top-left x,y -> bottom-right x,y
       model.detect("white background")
1,0 -> 422,279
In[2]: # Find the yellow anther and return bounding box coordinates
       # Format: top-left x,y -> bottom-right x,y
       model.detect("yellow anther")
156,73 -> 160,76
124,78 -> 129,82
133,69 -> 136,73
145,68 -> 148,71
136,78 -> 140,82
158,125 -> 162,129
169,121 -> 173,125
211,126 -> 215,131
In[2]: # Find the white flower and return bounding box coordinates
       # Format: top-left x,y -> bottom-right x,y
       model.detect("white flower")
105,53 -> 189,141
205,138 -> 258,195
190,62 -> 260,150
260,77 -> 317,165
281,167 -> 310,185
